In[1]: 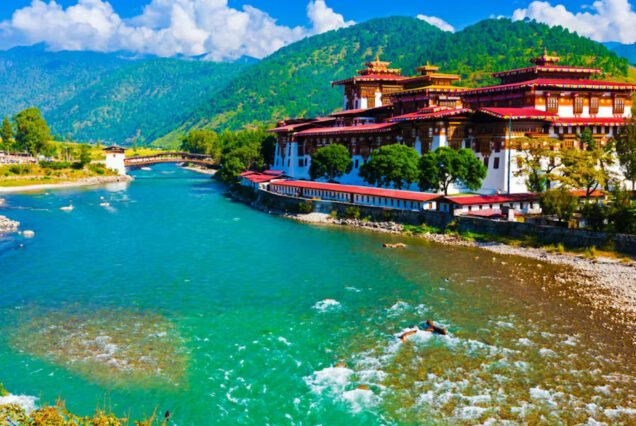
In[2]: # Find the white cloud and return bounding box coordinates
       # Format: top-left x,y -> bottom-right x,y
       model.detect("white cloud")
512,0 -> 636,44
0,0 -> 355,61
416,14 -> 455,33
307,0 -> 354,34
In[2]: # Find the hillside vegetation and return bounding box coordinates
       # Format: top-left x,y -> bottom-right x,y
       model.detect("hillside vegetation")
155,17 -> 629,146
0,47 -> 249,145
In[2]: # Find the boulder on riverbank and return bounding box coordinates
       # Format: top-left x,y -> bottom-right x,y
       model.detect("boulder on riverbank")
383,243 -> 407,249
0,215 -> 19,234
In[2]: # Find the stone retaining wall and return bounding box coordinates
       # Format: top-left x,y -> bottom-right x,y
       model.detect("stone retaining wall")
458,216 -> 636,255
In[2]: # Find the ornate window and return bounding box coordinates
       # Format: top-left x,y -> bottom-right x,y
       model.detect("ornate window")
574,97 -> 584,115
590,96 -> 599,114
614,97 -> 625,115
547,96 -> 559,113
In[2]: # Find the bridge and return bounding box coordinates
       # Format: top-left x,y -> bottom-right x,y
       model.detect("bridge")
124,152 -> 217,168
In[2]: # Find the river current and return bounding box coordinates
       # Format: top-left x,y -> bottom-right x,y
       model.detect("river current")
0,165 -> 635,425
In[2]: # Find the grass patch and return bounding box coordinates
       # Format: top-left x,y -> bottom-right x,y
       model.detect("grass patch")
403,224 -> 441,235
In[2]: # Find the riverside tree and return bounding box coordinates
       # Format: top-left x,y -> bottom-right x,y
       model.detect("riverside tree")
181,129 -> 220,159
514,137 -> 562,192
615,120 -> 636,190
309,144 -> 352,182
14,107 -> 51,155
359,144 -> 420,189
540,187 -> 578,223
1,115 -> 14,152
419,147 -> 487,195
558,149 -> 609,201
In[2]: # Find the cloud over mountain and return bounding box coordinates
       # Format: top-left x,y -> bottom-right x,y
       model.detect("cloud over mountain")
512,0 -> 636,44
416,15 -> 455,33
0,0 -> 354,61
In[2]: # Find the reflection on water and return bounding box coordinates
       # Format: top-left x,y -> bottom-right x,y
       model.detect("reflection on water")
10,307 -> 188,387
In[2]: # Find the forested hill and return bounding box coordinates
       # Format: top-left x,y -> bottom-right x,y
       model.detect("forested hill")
0,47 -> 250,144
155,17 -> 629,147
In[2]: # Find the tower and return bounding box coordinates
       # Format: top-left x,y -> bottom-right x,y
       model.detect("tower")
103,146 -> 126,175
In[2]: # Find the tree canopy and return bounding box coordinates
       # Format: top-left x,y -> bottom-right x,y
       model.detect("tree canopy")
309,144 -> 353,182
615,120 -> 636,190
360,144 -> 419,189
540,187 -> 578,222
181,130 -> 220,158
1,116 -> 13,152
13,107 -> 51,155
419,147 -> 487,195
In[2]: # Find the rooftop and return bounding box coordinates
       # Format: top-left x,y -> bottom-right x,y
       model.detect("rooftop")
294,123 -> 396,137
271,180 -> 441,202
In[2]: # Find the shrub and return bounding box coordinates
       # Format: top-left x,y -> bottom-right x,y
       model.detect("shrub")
329,210 -> 338,219
298,201 -> 313,214
8,164 -> 32,175
343,206 -> 361,219
40,161 -> 72,170
87,163 -> 106,175
583,246 -> 597,259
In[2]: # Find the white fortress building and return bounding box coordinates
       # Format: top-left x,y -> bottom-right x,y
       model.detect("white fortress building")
271,52 -> 635,194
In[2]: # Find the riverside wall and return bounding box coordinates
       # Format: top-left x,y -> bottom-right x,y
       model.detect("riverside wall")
251,188 -> 636,255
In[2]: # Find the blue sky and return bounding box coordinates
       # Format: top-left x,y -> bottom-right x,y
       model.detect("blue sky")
0,1 -> 634,60
0,0 -> 589,29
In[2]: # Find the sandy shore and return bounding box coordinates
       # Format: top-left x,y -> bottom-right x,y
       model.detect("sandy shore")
292,212 -> 636,324
182,165 -> 216,175
0,175 -> 133,194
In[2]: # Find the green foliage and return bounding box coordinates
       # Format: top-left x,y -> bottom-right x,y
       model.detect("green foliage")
40,161 -> 72,170
309,144 -> 353,181
581,202 -> 607,231
166,17 -> 629,140
558,149 -> 611,199
607,187 -> 636,233
540,188 -> 578,222
7,164 -> 34,175
298,200 -> 313,214
13,107 -> 51,155
1,116 -> 14,152
360,144 -> 419,189
403,224 -> 440,235
181,129 -> 220,158
343,206 -> 361,219
78,144 -> 91,166
514,138 -> 562,192
260,135 -> 277,167
419,147 -> 486,195
615,120 -> 636,189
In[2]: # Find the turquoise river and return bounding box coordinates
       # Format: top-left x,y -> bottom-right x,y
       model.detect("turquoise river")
1,165 -> 635,425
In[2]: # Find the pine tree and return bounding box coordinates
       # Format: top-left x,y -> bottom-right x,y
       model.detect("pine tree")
1,115 -> 14,152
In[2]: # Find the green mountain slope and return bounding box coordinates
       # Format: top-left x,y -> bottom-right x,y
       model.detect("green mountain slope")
0,46 -> 250,144
0,45 -> 129,116
47,59 -> 249,144
156,17 -> 629,146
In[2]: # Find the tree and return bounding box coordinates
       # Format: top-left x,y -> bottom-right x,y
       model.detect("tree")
514,137 -> 562,192
181,130 -> 220,158
359,144 -> 420,189
218,155 -> 247,184
607,187 -> 636,233
260,135 -> 277,168
558,149 -> 609,201
78,144 -> 92,166
13,107 -> 51,155
309,144 -> 352,182
615,120 -> 636,190
419,147 -> 487,195
540,188 -> 578,223
1,115 -> 14,152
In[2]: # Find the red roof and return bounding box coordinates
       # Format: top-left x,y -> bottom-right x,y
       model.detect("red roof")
391,107 -> 472,122
240,170 -> 284,183
269,118 -> 336,133
552,117 -> 627,127
332,74 -> 407,86
478,107 -> 558,120
444,193 -> 539,206
464,78 -> 636,96
329,105 -> 392,117
294,123 -> 395,137
270,180 -> 441,202
571,189 -> 605,198
492,65 -> 601,78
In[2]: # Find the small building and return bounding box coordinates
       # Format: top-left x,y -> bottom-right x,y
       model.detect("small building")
239,170 -> 285,190
103,145 -> 126,175
269,180 -> 441,211
440,193 -> 541,217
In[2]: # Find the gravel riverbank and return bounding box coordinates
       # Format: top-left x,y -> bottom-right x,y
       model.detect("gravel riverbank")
292,212 -> 636,329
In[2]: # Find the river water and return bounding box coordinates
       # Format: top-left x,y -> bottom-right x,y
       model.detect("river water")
0,165 -> 635,425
